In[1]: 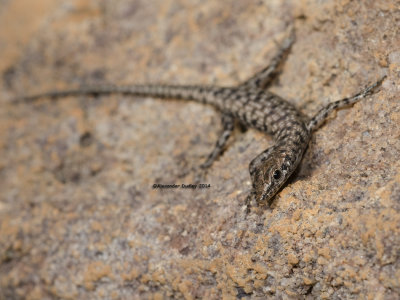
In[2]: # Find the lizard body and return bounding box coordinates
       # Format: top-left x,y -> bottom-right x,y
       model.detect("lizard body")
16,33 -> 385,206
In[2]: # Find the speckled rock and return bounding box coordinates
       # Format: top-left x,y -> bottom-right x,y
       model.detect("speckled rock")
0,0 -> 399,299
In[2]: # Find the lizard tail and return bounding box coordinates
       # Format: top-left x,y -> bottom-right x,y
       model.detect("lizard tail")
14,84 -> 220,105
306,76 -> 386,132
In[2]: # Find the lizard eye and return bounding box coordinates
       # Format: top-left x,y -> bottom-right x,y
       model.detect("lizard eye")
272,170 -> 282,180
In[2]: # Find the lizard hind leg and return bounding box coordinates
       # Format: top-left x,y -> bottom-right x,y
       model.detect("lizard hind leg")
192,113 -> 234,184
200,113 -> 235,169
239,27 -> 295,90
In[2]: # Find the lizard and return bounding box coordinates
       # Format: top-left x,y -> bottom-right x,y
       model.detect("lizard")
15,31 -> 385,207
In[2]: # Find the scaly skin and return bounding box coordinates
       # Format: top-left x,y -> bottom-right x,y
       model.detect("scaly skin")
15,32 -> 385,206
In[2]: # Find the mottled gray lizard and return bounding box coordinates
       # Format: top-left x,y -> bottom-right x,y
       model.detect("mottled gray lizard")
16,32 -> 385,207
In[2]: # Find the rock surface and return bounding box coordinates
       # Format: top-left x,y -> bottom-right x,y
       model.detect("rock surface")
0,0 -> 399,299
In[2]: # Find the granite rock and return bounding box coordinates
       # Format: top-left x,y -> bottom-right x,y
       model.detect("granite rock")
0,0 -> 399,299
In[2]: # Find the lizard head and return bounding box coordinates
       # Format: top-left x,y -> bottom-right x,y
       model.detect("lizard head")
249,148 -> 296,206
